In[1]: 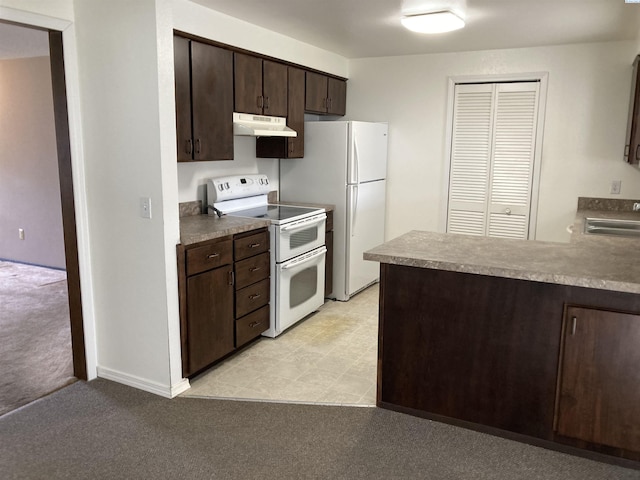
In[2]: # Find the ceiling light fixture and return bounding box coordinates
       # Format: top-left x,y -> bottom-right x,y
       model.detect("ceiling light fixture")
401,10 -> 465,34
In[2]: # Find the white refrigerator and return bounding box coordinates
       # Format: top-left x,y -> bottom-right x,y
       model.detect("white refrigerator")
279,121 -> 388,301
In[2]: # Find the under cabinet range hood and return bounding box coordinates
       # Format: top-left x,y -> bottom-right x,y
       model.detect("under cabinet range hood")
233,112 -> 297,137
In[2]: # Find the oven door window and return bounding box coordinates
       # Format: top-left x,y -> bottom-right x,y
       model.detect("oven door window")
290,266 -> 318,308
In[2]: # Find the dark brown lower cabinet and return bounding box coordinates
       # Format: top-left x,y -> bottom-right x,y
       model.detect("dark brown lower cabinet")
324,210 -> 334,297
177,227 -> 270,378
556,306 -> 640,453
186,265 -> 234,374
377,263 -> 640,465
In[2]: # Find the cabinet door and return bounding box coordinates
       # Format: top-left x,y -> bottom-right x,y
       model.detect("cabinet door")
256,66 -> 304,158
234,53 -> 263,115
327,77 -> 346,116
174,36 -> 193,162
626,56 -> 640,165
186,266 -> 234,374
263,60 -> 288,117
191,42 -> 233,160
556,306 -> 640,452
287,66 -> 305,158
305,71 -> 328,113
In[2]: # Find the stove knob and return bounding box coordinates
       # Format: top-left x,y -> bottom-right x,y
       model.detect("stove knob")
217,184 -> 223,191
264,178 -> 269,184
225,182 -> 230,189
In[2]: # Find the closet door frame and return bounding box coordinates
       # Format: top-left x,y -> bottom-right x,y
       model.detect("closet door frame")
440,72 -> 548,240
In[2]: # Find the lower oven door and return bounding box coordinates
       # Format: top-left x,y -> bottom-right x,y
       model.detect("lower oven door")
274,213 -> 326,263
269,246 -> 326,337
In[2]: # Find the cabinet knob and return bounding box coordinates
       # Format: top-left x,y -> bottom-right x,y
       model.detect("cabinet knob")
571,316 -> 577,336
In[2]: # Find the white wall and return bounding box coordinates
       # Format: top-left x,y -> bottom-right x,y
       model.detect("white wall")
0,0 -> 73,20
347,41 -> 640,243
74,0 -> 183,395
172,0 -> 349,205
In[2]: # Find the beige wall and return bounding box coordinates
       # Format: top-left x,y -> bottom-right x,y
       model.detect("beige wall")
0,56 -> 65,268
346,41 -> 640,243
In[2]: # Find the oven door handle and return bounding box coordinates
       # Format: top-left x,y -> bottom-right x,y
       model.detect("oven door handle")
281,246 -> 327,270
280,214 -> 326,232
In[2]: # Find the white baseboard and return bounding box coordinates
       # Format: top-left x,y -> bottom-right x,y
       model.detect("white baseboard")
97,366 -> 190,399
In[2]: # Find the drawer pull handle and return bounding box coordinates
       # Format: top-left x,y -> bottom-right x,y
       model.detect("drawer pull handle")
248,321 -> 262,328
249,243 -> 261,248
571,316 -> 577,336
249,293 -> 261,300
249,266 -> 261,272
228,271 -> 234,286
207,253 -> 220,259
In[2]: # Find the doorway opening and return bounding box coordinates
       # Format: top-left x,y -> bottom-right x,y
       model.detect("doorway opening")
0,21 -> 86,415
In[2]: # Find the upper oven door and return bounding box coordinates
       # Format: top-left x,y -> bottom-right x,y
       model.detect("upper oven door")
274,213 -> 326,263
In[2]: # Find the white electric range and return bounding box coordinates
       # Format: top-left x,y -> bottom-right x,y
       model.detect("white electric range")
208,174 -> 326,337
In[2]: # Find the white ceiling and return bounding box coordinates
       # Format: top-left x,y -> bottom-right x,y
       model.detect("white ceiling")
192,0 -> 640,58
0,22 -> 49,60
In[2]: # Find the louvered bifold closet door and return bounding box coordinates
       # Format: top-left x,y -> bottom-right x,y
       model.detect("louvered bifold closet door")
447,84 -> 494,236
487,82 -> 539,239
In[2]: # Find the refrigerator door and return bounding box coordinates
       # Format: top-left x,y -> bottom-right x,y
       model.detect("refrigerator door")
347,122 -> 389,185
346,179 -> 386,298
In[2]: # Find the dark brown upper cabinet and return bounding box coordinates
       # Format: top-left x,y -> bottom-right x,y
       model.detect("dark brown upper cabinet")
305,71 -> 347,116
174,36 -> 234,161
234,53 -> 287,117
624,55 -> 640,165
256,66 -> 305,159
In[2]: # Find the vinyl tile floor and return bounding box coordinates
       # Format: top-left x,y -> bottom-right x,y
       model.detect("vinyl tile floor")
181,284 -> 379,406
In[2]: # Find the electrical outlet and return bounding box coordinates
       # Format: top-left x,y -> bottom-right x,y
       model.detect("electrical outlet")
18,228 -> 24,240
610,180 -> 622,195
140,197 -> 152,219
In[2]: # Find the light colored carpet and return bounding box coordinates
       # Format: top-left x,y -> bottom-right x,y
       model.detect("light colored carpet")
0,260 -> 75,417
1,379 -> 639,479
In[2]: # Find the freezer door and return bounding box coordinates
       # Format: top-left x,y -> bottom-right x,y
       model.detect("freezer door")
347,122 -> 389,184
346,180 -> 386,297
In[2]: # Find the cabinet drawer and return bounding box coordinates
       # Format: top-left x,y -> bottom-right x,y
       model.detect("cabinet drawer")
186,239 -> 233,276
235,252 -> 270,290
236,305 -> 270,347
236,278 -> 270,318
234,231 -> 269,261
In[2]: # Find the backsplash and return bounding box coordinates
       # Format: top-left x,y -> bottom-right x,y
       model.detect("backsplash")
179,200 -> 202,217
577,197 -> 640,212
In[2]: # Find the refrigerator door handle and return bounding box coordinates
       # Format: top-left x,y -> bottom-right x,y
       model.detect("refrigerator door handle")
353,134 -> 360,186
351,184 -> 358,237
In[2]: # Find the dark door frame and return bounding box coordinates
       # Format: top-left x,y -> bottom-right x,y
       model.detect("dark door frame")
48,30 -> 87,380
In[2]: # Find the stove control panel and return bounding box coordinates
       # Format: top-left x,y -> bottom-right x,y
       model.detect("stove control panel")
207,174 -> 271,203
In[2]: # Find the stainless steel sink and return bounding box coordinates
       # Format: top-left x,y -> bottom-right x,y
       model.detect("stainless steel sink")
584,217 -> 640,238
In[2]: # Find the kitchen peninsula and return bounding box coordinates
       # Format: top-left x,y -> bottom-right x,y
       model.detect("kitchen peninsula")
364,228 -> 640,466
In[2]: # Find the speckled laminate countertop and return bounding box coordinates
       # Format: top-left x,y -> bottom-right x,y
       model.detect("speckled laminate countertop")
364,230 -> 640,294
180,214 -> 270,246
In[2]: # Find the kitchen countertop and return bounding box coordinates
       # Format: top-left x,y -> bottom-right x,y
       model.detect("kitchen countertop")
179,214 -> 270,246
364,230 -> 640,294
178,200 -> 334,246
